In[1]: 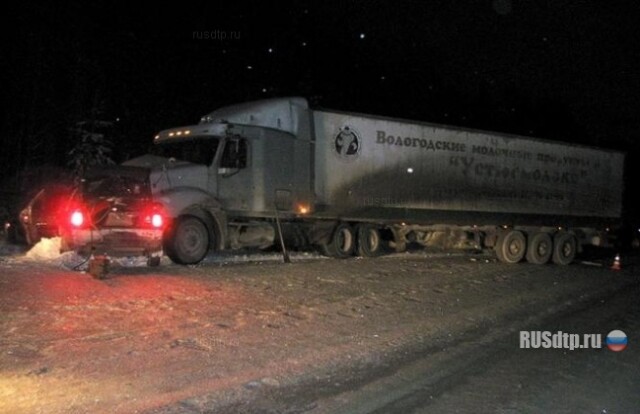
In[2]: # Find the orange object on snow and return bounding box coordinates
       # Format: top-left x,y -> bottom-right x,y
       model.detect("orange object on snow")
611,254 -> 621,271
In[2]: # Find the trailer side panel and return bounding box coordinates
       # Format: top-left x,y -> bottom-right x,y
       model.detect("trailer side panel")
313,111 -> 623,221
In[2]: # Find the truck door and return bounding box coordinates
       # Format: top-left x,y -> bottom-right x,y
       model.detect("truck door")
216,137 -> 252,212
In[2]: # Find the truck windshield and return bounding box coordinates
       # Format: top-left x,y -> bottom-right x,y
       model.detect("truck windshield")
152,137 -> 220,166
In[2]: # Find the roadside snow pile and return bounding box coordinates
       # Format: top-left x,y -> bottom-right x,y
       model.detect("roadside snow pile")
19,237 -> 157,269
21,237 -> 87,269
25,237 -> 63,260
11,238 -> 326,269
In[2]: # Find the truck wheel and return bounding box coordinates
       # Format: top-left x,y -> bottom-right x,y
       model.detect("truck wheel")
319,222 -> 355,258
552,232 -> 576,265
495,230 -> 526,264
164,216 -> 210,265
525,232 -> 552,265
357,224 -> 383,257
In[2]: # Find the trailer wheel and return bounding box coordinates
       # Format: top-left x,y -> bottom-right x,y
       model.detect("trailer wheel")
357,224 -> 383,257
495,230 -> 526,264
164,216 -> 210,265
525,232 -> 553,265
552,232 -> 576,265
319,222 -> 355,258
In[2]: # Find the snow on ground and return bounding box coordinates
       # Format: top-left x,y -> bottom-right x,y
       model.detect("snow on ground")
2,235 -> 470,272
1,237 -> 151,270
24,236 -> 62,260
2,240 -> 635,414
201,248 -> 328,265
0,236 -> 329,270
11,237 -> 94,270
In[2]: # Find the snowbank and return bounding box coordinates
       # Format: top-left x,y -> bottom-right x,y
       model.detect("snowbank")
25,237 -> 63,260
7,238 -> 327,269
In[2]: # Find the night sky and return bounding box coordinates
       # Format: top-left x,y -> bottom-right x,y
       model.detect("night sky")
3,1 -> 639,214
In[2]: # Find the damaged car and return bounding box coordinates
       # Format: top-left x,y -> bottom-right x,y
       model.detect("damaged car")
20,167 -> 167,264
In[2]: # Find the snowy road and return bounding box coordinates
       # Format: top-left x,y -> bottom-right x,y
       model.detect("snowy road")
319,265 -> 640,414
0,239 -> 638,413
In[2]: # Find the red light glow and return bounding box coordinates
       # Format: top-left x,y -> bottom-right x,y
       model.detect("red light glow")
70,210 -> 84,227
151,213 -> 163,228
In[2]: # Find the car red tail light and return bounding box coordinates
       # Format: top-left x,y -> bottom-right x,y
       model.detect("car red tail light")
64,202 -> 91,229
70,210 -> 84,227
140,203 -> 166,229
151,213 -> 163,228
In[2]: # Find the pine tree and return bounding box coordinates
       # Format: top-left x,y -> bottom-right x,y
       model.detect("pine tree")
67,107 -> 115,180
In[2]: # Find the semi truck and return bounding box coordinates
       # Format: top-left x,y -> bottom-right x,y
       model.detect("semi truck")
39,97 -> 624,265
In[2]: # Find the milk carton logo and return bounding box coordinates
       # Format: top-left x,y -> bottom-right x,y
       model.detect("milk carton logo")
334,126 -> 360,159
605,330 -> 627,352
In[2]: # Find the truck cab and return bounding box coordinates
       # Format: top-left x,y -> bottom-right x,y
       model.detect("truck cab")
121,97 -> 314,264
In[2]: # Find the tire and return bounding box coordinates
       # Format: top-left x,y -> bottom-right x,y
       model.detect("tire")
495,230 -> 526,264
525,232 -> 553,265
357,224 -> 383,257
552,232 -> 577,265
164,216 -> 210,265
318,222 -> 355,258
